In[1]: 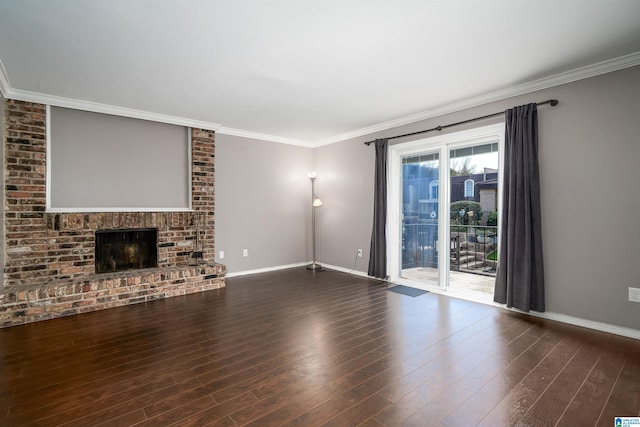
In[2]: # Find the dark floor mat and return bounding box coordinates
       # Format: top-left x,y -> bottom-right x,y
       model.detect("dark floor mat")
387,285 -> 429,297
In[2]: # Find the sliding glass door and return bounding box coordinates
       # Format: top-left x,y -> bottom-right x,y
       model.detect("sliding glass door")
388,124 -> 504,299
448,143 -> 500,295
400,151 -> 440,287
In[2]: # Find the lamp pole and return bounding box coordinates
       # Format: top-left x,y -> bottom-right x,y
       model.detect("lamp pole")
307,172 -> 323,271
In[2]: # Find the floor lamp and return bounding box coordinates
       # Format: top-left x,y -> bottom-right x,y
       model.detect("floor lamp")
307,172 -> 323,271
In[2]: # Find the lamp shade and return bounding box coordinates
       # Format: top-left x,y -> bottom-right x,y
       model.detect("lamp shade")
312,196 -> 323,207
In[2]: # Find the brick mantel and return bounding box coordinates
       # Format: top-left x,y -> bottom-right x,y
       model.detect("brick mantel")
1,100 -> 225,327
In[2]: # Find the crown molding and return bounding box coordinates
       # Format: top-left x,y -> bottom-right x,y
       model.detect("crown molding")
2,51 -> 639,145
217,126 -> 313,147
2,85 -> 222,131
0,58 -> 10,98
313,51 -> 640,147
1,60 -> 306,145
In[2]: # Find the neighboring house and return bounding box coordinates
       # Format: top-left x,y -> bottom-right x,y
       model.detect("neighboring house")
476,177 -> 498,219
450,168 -> 498,205
402,166 -> 498,224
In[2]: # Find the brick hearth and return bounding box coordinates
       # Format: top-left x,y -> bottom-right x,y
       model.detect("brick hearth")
1,100 -> 226,327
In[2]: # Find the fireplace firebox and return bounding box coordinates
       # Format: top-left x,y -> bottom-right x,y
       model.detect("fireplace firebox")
95,228 -> 158,273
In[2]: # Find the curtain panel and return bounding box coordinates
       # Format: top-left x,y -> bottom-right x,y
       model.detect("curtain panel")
368,138 -> 388,279
494,103 -> 545,312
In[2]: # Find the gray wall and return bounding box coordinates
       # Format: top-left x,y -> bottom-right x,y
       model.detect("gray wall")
314,138 -> 375,272
0,91 -> 4,282
50,107 -> 190,210
215,134 -> 313,273
315,65 -> 640,330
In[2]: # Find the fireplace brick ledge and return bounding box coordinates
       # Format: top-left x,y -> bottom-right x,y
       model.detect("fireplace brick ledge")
0,263 -> 226,328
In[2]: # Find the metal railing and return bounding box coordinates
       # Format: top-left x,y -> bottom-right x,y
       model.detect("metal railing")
402,223 -> 497,277
402,221 -> 438,269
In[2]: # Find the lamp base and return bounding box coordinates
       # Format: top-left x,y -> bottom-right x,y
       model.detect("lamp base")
306,262 -> 324,271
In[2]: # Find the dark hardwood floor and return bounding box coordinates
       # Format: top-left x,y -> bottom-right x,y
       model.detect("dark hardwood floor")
1,268 -> 638,426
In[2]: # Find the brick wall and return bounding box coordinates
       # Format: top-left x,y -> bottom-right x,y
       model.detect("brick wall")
1,100 -> 225,327
0,92 -> 4,274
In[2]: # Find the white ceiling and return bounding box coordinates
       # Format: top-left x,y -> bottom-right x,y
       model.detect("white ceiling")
1,1 -> 640,147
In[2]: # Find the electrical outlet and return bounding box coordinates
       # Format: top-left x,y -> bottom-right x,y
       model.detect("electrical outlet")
219,251 -> 224,259
243,249 -> 248,257
629,287 -> 640,303
357,249 -> 363,258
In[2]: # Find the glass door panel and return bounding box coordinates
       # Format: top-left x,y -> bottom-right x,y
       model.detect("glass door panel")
448,142 -> 499,295
400,152 -> 440,286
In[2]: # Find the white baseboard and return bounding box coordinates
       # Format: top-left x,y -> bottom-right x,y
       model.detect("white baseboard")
523,310 -> 640,340
225,262 -> 308,278
227,262 -> 640,340
226,261 -> 373,280
319,263 -> 371,279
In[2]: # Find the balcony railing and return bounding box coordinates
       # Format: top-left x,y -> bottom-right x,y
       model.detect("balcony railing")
402,222 -> 497,277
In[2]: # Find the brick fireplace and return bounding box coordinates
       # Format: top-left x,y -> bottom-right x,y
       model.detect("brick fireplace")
95,228 -> 158,273
0,100 -> 226,327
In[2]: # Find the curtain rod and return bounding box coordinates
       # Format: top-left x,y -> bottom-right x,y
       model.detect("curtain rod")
364,99 -> 558,146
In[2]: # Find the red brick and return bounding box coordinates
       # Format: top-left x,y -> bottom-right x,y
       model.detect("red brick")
6,192 -> 31,198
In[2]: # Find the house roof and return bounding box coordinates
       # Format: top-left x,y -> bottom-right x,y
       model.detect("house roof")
1,1 -> 639,147
477,179 -> 498,189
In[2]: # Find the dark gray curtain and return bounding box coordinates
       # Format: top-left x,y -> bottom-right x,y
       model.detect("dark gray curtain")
494,103 -> 545,312
368,138 -> 388,279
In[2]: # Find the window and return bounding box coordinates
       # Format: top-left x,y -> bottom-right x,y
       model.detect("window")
430,180 -> 439,200
464,179 -> 475,198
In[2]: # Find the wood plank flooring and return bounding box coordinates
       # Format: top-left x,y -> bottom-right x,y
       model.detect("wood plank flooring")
0,267 -> 638,426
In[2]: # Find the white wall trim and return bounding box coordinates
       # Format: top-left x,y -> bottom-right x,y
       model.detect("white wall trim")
226,261 -> 371,279
3,53 -> 639,148
313,51 -> 640,147
2,87 -> 222,131
0,58 -> 10,97
45,105 -> 52,210
523,309 -> 640,341
225,262 -> 309,278
45,207 -> 194,213
217,126 -> 313,148
187,127 -> 193,211
320,263 -> 371,279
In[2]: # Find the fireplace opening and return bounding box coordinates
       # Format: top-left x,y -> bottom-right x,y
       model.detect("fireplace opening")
95,228 -> 158,273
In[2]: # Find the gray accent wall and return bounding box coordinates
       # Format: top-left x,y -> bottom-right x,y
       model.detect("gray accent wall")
315,65 -> 640,331
215,134 -> 313,273
49,107 -> 190,210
